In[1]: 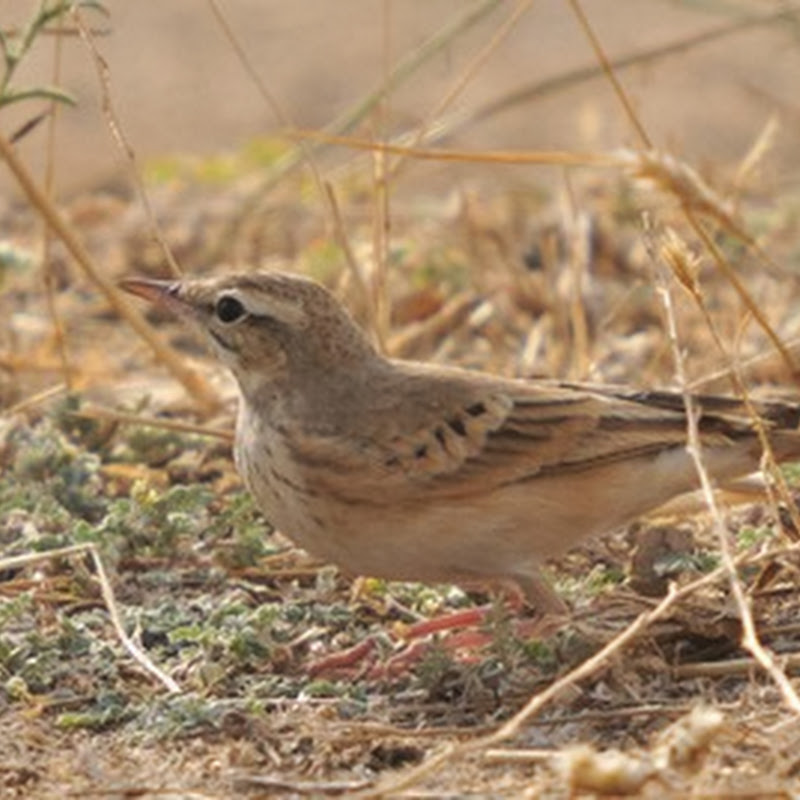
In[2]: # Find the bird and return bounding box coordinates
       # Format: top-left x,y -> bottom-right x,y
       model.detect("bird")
120,270 -> 800,617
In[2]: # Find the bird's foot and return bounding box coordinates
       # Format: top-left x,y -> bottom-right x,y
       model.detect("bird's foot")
305,601 -> 569,680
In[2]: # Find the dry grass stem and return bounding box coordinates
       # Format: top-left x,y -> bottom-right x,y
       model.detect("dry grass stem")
733,114 -> 781,196
648,222 -> 800,539
70,404 -> 234,442
0,134 -> 220,413
370,132 -> 390,351
365,531 -> 800,797
0,544 -> 180,694
656,263 -> 800,717
431,5 -> 800,147
40,13 -> 72,390
232,774 -> 372,795
361,586 -> 680,798
567,0 -> 798,386
288,129 -> 619,168
629,150 -> 797,378
628,147 -> 783,271
210,0 -> 504,260
625,149 -> 740,229
205,0 -> 328,216
690,334 -> 800,392
730,366 -> 800,542
322,182 -> 374,332
567,0 -> 652,148
685,213 -> 799,379
387,291 -> 481,358
673,654 -> 800,680
483,748 -> 551,763
72,8 -> 182,279
389,0 -> 534,181
3,382 -> 67,415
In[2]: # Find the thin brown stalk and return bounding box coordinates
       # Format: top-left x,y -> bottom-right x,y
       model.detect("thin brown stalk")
287,131 -> 619,167
685,211 -> 799,379
567,0 -> 652,148
360,532 -> 800,797
358,584 -> 684,798
388,291 -> 481,358
426,4 -> 800,153
733,114 -> 780,198
659,226 -> 797,494
674,653 -> 800,680
40,11 -> 72,389
323,182 -> 373,328
205,0 -> 328,213
71,404 -> 234,442
390,0 -> 534,180
656,262 -> 800,716
561,176 -> 592,380
210,0 -> 503,261
689,333 -> 800,391
72,8 -> 181,278
482,748 -> 551,764
370,135 -> 391,353
0,133 -> 220,413
568,0 -> 799,391
3,382 -> 67,415
650,223 -> 800,540
88,545 -> 181,694
364,0 -> 393,352
0,544 -> 180,694
729,365 -> 800,544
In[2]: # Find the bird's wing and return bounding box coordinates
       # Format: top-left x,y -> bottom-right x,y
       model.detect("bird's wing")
284,375 -> 796,501
374,381 -> 793,494
387,384 -> 692,484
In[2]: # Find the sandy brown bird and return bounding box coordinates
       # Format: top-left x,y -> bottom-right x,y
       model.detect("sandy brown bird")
121,271 -> 800,615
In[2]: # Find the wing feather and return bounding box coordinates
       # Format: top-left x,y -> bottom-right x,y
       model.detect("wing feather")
281,370 -> 798,503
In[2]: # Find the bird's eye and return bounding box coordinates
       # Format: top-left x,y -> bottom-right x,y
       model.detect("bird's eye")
215,295 -> 246,324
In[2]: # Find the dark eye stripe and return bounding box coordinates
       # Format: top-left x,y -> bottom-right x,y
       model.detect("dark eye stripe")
208,328 -> 236,351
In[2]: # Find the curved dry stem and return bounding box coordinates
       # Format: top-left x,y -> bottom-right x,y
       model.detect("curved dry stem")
0,133 -> 220,413
656,260 -> 800,717
0,543 -> 180,694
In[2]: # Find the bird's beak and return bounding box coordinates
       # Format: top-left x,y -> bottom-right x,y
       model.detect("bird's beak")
119,277 -> 191,316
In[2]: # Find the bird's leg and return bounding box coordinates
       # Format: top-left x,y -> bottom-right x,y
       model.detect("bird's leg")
306,636 -> 378,678
512,564 -> 569,616
306,574 -> 569,679
401,597 -> 521,639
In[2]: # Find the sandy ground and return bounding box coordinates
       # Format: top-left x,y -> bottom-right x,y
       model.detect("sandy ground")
1,0 -> 799,195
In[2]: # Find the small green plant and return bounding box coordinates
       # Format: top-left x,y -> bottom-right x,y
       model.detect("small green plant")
736,525 -> 775,549
56,691 -> 132,731
0,1 -> 107,111
82,481 -> 215,559
780,460 -> 800,485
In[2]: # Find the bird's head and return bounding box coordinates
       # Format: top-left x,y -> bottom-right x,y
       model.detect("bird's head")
121,271 -> 378,398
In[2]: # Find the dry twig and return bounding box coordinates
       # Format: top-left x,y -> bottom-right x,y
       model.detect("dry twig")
0,544 -> 180,694
0,133 -> 220,413
656,258 -> 800,716
72,7 -> 181,279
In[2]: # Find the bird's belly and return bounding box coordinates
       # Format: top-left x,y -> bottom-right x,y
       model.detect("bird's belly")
266,446 -> 731,585
234,412 -> 761,588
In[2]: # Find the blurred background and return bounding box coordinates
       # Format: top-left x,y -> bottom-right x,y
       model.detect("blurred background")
2,0 -> 799,195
